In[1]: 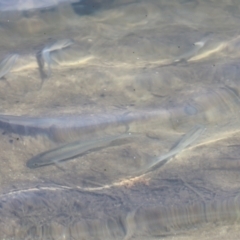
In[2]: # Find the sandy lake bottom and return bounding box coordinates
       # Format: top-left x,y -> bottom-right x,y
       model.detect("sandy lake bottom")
1,0 -> 240,239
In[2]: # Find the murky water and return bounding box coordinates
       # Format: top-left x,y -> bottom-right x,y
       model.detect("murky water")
1,0 -> 240,239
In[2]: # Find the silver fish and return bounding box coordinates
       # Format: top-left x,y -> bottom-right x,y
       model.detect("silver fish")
174,34 -> 211,63
41,39 -> 74,77
26,133 -> 133,168
0,85 -> 237,143
145,125 -> 206,172
0,54 -> 19,79
0,109 -> 168,142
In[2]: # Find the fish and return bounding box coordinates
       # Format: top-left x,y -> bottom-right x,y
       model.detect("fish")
26,133 -> 133,168
0,54 -> 19,79
41,39 -> 74,77
173,34 -> 211,63
0,84 -> 237,144
0,109 -> 170,142
145,125 -> 206,172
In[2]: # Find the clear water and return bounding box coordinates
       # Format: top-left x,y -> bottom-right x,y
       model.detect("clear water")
1,0 -> 240,239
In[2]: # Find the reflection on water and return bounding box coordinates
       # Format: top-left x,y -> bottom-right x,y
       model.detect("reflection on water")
1,0 -> 240,239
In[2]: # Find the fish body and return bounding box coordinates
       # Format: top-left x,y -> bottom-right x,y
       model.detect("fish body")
0,85 -> 236,141
0,109 -> 169,141
145,125 -> 206,172
27,133 -> 133,168
0,54 -> 19,79
174,34 -> 211,63
41,39 -> 74,77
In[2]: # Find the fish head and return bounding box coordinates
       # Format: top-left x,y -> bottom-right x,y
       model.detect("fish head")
26,156 -> 52,168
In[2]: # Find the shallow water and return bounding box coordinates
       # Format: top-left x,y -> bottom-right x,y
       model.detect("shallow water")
1,0 -> 240,239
